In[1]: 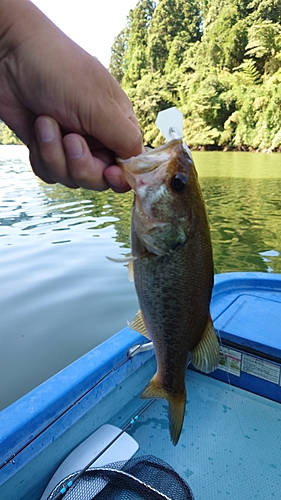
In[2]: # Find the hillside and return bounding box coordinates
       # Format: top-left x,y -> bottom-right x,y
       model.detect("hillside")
109,0 -> 281,151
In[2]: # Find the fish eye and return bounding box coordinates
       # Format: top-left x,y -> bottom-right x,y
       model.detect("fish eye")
170,173 -> 187,193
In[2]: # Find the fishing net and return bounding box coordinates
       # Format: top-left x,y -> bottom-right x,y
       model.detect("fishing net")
47,455 -> 194,500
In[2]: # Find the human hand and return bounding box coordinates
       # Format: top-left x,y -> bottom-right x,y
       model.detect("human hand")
30,114 -> 139,193
0,0 -> 143,192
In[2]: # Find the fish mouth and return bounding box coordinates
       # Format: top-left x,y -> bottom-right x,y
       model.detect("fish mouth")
117,139 -> 182,175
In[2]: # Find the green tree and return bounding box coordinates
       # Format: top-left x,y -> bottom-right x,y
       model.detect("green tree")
164,33 -> 191,73
199,1 -> 248,70
109,29 -> 127,83
248,0 -> 281,23
127,71 -> 176,145
147,0 -> 201,73
245,20 -> 281,74
110,0 -> 281,151
122,0 -> 155,87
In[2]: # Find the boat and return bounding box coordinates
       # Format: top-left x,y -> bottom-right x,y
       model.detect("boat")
1,272 -> 281,500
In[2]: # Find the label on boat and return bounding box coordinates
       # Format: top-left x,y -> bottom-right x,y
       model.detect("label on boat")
218,346 -> 281,384
241,354 -> 281,385
218,347 -> 241,377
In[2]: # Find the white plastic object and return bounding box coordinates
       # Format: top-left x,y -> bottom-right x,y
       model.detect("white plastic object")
156,107 -> 183,141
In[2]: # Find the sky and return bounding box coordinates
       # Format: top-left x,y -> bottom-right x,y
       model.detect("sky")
32,0 -> 139,68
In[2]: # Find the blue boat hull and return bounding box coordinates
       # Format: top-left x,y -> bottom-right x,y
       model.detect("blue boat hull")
211,272 -> 281,402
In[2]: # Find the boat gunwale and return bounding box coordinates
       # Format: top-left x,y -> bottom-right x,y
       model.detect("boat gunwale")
0,327 -> 153,471
213,271 -> 281,296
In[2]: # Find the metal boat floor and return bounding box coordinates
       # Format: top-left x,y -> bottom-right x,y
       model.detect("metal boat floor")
115,370 -> 281,500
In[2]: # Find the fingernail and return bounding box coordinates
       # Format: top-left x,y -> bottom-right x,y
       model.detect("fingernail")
65,137 -> 83,159
36,117 -> 55,142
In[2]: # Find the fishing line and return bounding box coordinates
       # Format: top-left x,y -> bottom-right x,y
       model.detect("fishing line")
51,399 -> 155,500
214,299 -> 246,386
214,300 -> 246,417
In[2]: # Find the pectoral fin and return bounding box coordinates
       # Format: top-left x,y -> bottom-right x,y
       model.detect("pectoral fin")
129,310 -> 150,339
190,314 -> 220,374
106,255 -> 136,263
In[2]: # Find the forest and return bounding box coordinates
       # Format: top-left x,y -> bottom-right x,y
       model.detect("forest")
1,1 -> 280,150
109,0 -> 281,151
0,121 -> 22,145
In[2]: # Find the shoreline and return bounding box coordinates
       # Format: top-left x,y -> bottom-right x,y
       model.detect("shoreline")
1,142 -> 281,154
189,144 -> 281,154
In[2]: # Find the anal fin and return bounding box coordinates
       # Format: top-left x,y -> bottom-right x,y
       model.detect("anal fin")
129,310 -> 150,339
190,314 -> 220,374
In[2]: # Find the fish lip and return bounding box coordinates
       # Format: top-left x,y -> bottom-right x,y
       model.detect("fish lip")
117,139 -> 183,174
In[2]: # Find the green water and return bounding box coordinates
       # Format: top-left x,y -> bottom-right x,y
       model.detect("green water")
194,151 -> 281,274
38,150 -> 281,274
0,146 -> 280,408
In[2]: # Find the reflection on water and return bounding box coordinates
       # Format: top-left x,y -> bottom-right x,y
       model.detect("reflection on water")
0,145 -> 280,409
0,146 -> 137,409
193,151 -> 281,274
201,179 -> 281,274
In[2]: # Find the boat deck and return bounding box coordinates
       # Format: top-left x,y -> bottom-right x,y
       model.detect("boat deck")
109,369 -> 281,500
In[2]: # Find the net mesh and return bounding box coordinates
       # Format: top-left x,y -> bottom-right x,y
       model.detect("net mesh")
48,455 -> 194,500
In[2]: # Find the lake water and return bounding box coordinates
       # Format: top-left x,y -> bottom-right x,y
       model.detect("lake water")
0,145 -> 280,410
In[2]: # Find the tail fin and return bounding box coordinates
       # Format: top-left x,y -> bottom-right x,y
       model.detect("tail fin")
167,396 -> 186,446
141,374 -> 186,446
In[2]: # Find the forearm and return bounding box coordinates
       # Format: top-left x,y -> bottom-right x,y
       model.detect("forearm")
0,0 -> 43,57
0,0 -> 82,141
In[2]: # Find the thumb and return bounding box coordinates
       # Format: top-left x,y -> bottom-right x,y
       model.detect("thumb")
108,112 -> 143,159
84,60 -> 143,159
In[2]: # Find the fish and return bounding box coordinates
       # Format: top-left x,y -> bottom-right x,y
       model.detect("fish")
117,138 -> 220,445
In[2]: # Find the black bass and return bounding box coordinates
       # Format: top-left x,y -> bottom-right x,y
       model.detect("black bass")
117,139 -> 219,445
